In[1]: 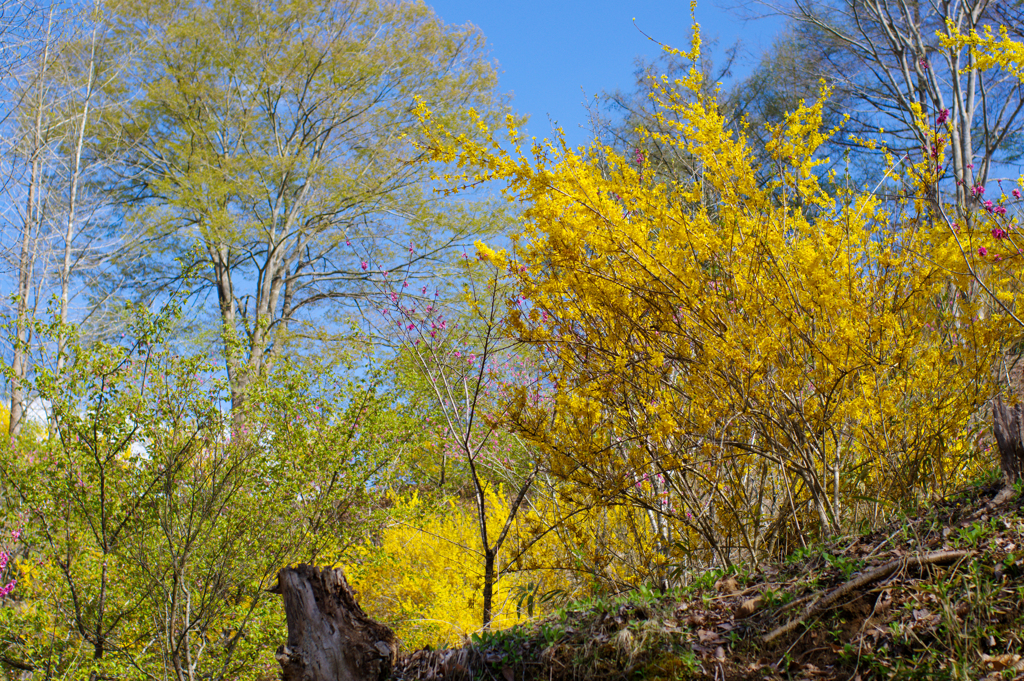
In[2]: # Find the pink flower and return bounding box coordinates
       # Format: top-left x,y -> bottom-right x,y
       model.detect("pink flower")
936,109 -> 949,125
971,185 -> 985,198
1015,189 -> 1022,199
978,246 -> 988,256
919,57 -> 929,70
992,227 -> 1007,240
361,261 -> 368,270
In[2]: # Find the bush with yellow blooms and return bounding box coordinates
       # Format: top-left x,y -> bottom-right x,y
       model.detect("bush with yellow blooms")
415,9 -> 1024,576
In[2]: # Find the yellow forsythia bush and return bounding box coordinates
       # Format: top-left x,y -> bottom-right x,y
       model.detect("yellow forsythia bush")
416,16 -> 1024,569
346,484 -> 705,650
345,487 -> 529,650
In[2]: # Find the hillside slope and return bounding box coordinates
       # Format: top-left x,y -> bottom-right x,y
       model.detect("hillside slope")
393,479 -> 1024,680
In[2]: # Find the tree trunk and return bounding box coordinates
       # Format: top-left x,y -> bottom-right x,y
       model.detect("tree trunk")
58,19 -> 98,375
482,550 -> 495,630
272,564 -> 395,681
993,397 -> 1024,485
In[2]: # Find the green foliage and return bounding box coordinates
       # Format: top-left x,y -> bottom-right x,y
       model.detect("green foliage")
955,519 -> 998,548
512,581 -> 567,620
0,300 -> 412,678
93,0 -> 508,406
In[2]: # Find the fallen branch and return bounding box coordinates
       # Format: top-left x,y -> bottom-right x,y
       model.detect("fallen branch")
763,550 -> 972,643
0,655 -> 34,672
965,484 -> 1017,521
773,591 -> 817,616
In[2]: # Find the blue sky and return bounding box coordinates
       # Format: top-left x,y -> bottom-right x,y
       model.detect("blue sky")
428,1 -> 785,148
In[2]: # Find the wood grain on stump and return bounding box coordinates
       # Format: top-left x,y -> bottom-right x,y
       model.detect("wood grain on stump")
994,398 -> 1024,483
272,564 -> 395,681
993,353 -> 1024,485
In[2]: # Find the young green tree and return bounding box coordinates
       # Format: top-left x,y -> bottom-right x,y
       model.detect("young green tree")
0,301 -> 410,679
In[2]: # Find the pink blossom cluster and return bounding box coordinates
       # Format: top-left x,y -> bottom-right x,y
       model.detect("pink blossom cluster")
983,200 -> 1007,216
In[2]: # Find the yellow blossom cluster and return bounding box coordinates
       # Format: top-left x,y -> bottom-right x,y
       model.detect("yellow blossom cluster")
345,486 -> 670,649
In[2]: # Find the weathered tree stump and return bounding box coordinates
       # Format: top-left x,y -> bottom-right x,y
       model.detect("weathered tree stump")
271,564 -> 395,681
991,353 -> 1024,490
994,398 -> 1024,484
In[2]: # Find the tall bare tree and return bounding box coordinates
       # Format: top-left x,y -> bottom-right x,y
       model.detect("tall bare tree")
5,8 -> 53,437
2,4 -> 129,436
760,0 -> 1024,206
